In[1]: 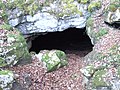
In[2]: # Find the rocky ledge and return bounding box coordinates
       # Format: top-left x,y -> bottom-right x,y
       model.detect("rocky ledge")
7,0 -> 89,35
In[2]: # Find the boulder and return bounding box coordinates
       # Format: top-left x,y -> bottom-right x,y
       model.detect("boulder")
104,3 -> 120,29
36,50 -> 68,72
0,70 -> 14,90
0,23 -> 31,67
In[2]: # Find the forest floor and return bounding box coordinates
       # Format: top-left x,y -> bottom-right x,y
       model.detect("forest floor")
7,49 -> 91,90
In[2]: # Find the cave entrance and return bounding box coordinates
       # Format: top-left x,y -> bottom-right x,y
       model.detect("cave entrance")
29,28 -> 93,54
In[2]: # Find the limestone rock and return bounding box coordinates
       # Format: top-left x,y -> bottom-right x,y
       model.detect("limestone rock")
36,50 -> 68,72
81,0 -> 120,89
6,0 -> 90,35
105,6 -> 120,24
0,23 -> 31,67
8,11 -> 88,35
0,70 -> 14,90
83,23 -> 120,90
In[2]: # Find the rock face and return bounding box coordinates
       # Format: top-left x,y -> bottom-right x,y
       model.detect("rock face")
7,1 -> 89,35
0,23 -> 31,67
9,12 -> 88,35
36,50 -> 68,72
0,70 -> 14,90
80,0 -> 120,90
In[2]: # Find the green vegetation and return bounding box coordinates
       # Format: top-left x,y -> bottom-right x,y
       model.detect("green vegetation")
41,50 -> 67,72
108,45 -> 120,64
107,4 -> 119,12
62,1 -> 83,16
110,0 -> 120,4
0,27 -> 31,67
0,70 -> 13,75
0,0 -> 54,21
92,69 -> 107,87
48,0 -> 83,18
86,17 -> 94,27
95,28 -> 108,39
0,23 -> 13,31
0,0 -> 84,20
0,57 -> 7,67
88,1 -> 101,12
78,0 -> 89,4
117,66 -> 120,77
0,0 -> 41,16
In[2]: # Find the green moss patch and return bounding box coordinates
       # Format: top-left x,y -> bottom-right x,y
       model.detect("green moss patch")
88,1 -> 101,12
92,69 -> 107,87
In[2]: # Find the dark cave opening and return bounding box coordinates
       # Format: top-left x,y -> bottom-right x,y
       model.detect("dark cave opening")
29,28 -> 93,54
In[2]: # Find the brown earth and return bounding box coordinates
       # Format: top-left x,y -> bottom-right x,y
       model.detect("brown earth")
7,50 -> 91,90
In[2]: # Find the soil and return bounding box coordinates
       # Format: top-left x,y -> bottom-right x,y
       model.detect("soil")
7,49 -> 91,90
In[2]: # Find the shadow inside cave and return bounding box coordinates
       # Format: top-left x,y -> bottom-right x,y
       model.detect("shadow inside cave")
29,27 -> 93,54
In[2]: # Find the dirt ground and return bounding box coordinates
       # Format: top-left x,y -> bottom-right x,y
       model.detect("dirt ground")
7,49 -> 91,90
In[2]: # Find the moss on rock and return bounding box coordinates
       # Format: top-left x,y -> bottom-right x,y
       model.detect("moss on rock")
86,16 -> 109,44
0,23 -> 13,31
88,1 -> 101,12
81,0 -> 120,89
80,0 -> 89,4
48,0 -> 83,18
0,70 -> 14,90
107,4 -> 118,12
92,69 -> 107,87
95,28 -> 108,40
40,50 -> 68,72
0,23 -> 31,67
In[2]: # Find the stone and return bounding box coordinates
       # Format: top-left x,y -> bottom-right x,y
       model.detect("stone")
0,23 -> 31,67
80,65 -> 95,78
11,81 -> 27,90
81,30 -> 120,89
80,0 -> 120,89
91,69 -> 107,87
105,7 -> 120,24
9,12 -> 88,34
6,0 -> 90,35
0,70 -> 14,90
36,50 -> 68,72
8,18 -> 19,27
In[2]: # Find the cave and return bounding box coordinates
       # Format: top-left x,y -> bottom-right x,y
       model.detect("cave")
29,28 -> 93,54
